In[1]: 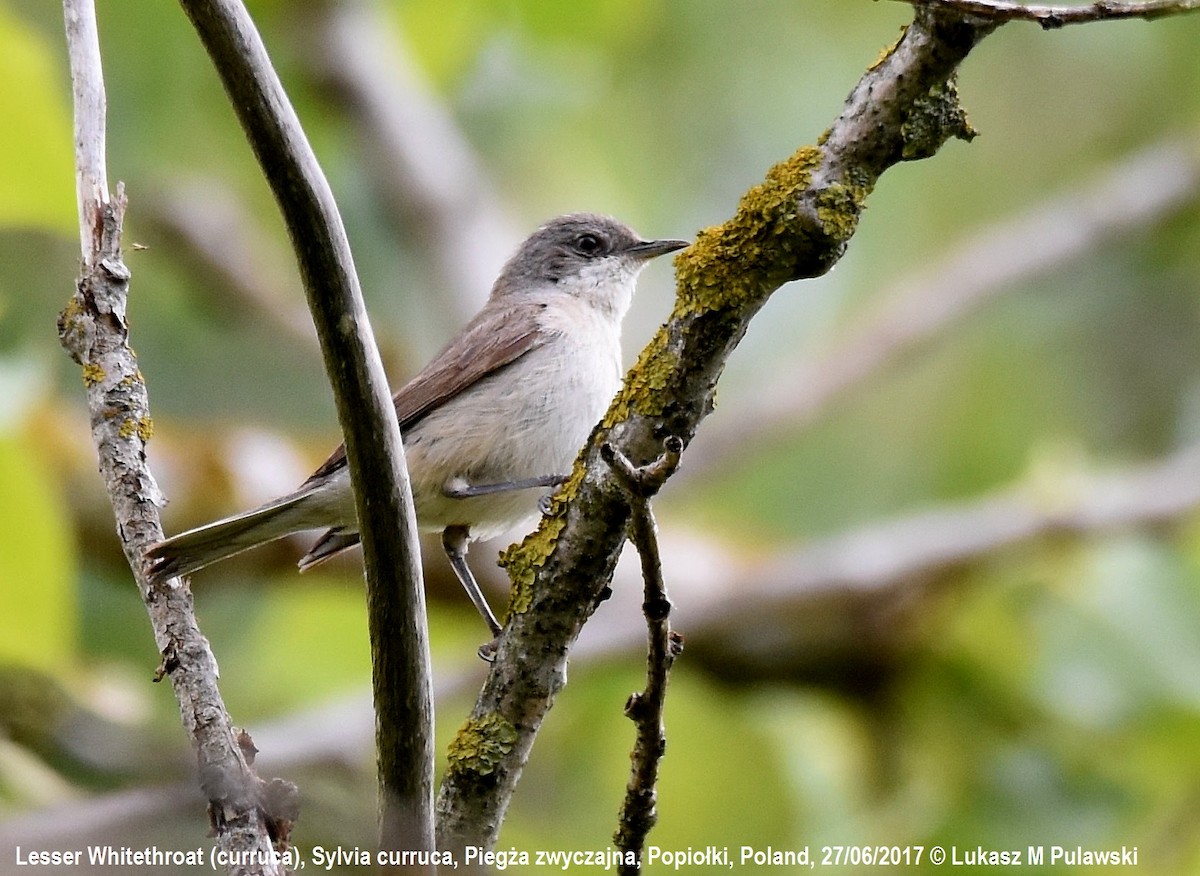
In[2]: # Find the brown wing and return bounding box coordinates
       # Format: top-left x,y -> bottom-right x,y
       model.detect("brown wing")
303,303 -> 547,486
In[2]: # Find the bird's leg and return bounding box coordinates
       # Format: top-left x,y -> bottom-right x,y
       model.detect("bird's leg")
442,474 -> 567,499
440,475 -> 566,659
442,524 -> 503,661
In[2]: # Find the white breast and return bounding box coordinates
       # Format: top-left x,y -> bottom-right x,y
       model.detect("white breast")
402,292 -> 624,541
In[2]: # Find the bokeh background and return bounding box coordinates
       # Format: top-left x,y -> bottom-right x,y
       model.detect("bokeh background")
3,0 -> 1200,872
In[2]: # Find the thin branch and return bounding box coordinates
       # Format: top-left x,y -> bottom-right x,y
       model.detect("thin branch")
897,0 -> 1200,27
436,6 -> 995,850
65,0 -> 106,265
685,138 -> 1200,473
60,2 -> 291,873
603,440 -> 684,873
175,0 -> 433,860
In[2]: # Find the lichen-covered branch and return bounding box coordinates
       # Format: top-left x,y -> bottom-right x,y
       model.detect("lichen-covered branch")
60,2 -> 291,873
603,440 -> 684,873
435,6 -> 993,852
685,137 -> 1200,474
176,0 -> 434,858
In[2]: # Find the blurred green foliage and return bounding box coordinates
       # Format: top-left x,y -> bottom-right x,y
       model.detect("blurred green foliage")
0,431 -> 75,671
2,0 -> 1200,872
0,5 -> 74,233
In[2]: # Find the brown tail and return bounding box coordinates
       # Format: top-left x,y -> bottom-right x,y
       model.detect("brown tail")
143,492 -> 313,584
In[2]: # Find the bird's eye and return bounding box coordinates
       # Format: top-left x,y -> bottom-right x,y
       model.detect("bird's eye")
574,233 -> 603,256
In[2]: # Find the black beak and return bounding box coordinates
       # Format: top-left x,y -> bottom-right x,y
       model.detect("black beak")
626,237 -> 690,261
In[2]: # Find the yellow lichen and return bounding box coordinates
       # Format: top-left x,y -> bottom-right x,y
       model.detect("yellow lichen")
869,26 -> 908,73
500,511 -> 567,617
82,363 -> 106,386
815,180 -> 869,242
603,327 -> 678,427
673,146 -> 823,315
445,713 -> 519,779
116,415 -> 152,442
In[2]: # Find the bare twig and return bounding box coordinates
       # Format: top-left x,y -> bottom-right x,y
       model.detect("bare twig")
59,2 -> 291,873
175,0 -> 434,859
603,439 -> 684,873
896,0 -> 1200,27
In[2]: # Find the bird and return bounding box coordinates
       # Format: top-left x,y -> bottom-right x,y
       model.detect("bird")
144,213 -> 688,654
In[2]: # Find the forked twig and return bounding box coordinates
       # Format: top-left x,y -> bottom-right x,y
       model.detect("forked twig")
602,438 -> 685,872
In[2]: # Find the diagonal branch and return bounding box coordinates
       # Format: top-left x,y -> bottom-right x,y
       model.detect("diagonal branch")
175,0 -> 434,858
435,6 -> 995,852
59,2 -> 291,873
